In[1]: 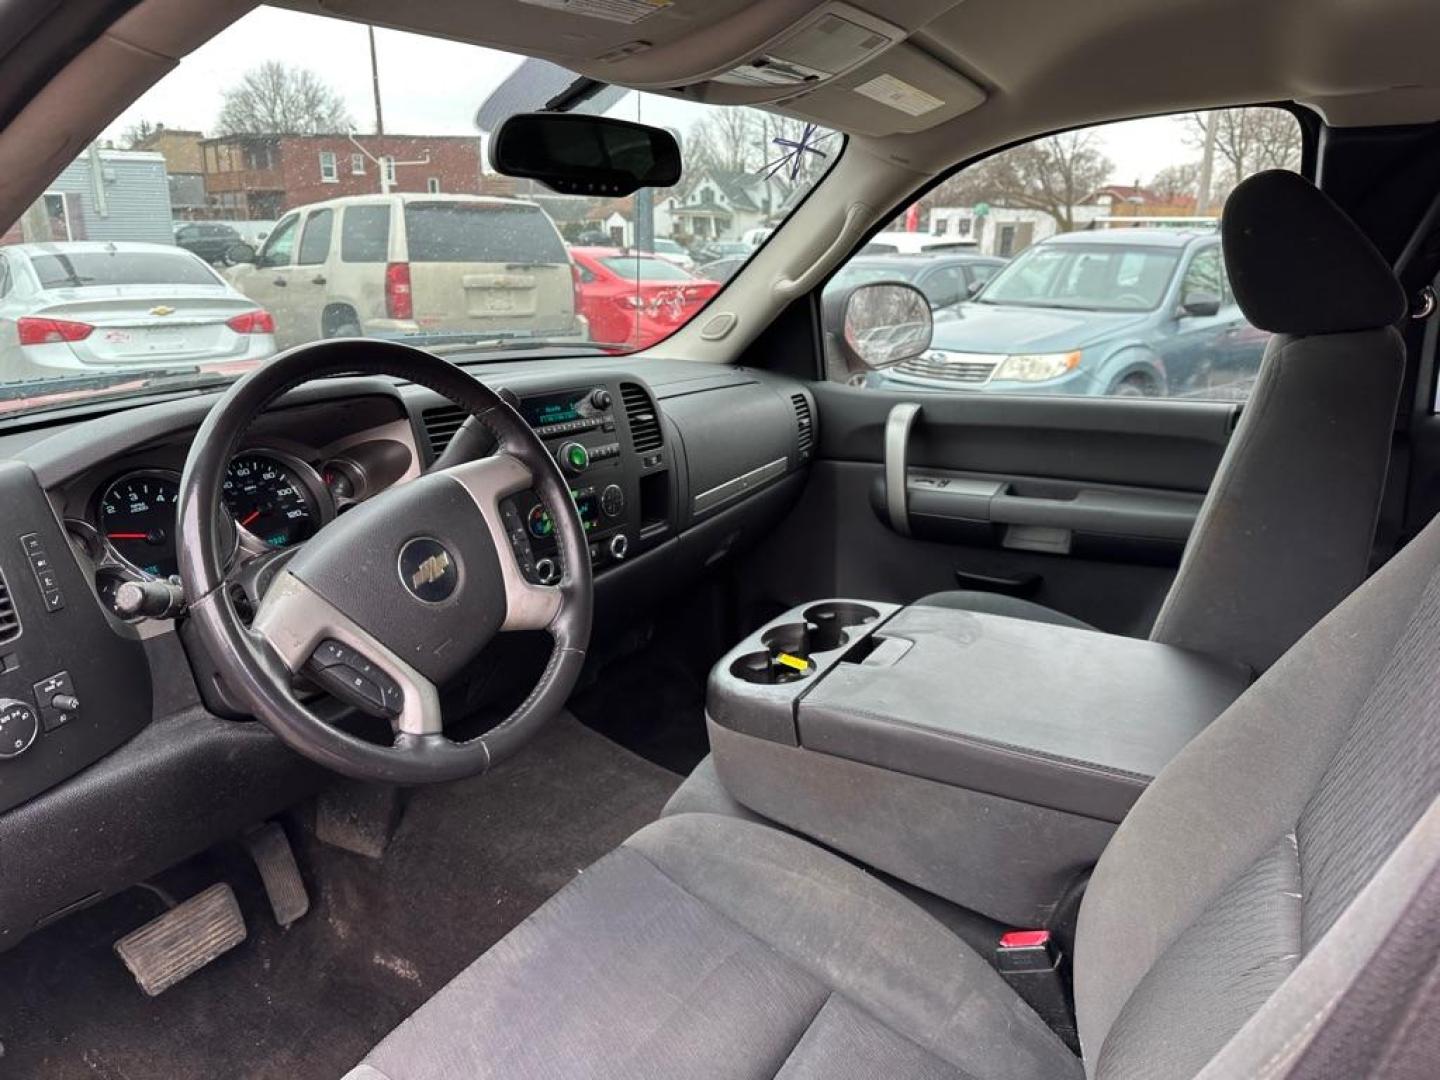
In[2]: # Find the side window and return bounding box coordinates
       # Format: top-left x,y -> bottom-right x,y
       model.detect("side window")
340,205 -> 391,262
0,256 -> 11,298
922,266 -> 964,309
966,262 -> 1001,290
298,209 -> 334,265
825,106 -> 1298,401
257,213 -> 299,268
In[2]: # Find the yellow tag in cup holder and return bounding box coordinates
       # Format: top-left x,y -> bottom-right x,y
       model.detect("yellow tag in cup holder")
774,653 -> 809,672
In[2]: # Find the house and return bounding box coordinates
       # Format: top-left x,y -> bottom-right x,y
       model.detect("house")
199,134 -> 487,219
930,205 -> 1104,257
133,126 -> 208,220
4,147 -> 172,245
670,169 -> 792,242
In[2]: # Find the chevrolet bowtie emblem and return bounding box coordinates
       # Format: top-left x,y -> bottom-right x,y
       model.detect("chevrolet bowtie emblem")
399,537 -> 459,603
149,305 -> 175,316
411,552 -> 452,590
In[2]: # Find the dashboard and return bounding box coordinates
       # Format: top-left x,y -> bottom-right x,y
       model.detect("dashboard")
0,353 -> 815,949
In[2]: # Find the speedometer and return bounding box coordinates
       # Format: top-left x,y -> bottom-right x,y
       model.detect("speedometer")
99,472 -> 180,578
223,454 -> 319,549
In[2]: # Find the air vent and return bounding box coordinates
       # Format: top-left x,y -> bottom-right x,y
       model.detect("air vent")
620,383 -> 663,453
0,571 -> 19,644
792,393 -> 814,455
421,404 -> 467,458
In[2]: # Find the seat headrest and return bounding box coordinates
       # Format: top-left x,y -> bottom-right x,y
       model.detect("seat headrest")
1222,170 -> 1406,335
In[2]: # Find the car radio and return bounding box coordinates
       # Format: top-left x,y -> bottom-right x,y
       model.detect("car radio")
502,383 -> 642,584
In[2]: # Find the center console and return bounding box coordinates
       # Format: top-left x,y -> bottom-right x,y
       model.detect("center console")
706,600 -> 1250,926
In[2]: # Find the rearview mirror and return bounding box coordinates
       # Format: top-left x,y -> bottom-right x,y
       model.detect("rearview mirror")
223,241 -> 256,267
489,113 -> 682,197
1181,290 -> 1222,317
827,282 -> 934,371
966,278 -> 986,298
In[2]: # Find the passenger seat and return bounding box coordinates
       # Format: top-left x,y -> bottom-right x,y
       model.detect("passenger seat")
923,170 -> 1407,674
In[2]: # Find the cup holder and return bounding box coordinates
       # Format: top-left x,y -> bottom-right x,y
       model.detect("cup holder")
729,606 -> 882,686
802,602 -> 881,648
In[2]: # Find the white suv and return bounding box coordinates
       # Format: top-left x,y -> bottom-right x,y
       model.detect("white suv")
225,193 -> 584,349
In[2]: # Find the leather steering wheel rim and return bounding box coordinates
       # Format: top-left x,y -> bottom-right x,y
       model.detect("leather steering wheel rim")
176,339 -> 592,783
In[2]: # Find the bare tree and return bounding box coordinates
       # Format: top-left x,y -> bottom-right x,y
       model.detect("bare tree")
216,61 -> 352,136
122,119 -> 160,148
930,131 -> 1113,231
1180,108 -> 1301,202
684,110 -> 761,176
1149,161 -> 1201,203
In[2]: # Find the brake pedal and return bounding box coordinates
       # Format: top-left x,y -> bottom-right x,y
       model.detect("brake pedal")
114,883 -> 247,996
244,821 -> 311,927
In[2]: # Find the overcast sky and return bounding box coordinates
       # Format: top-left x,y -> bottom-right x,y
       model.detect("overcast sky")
103,5 -> 1192,187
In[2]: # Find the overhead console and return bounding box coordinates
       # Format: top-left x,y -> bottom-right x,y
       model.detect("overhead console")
705,599 -> 1249,926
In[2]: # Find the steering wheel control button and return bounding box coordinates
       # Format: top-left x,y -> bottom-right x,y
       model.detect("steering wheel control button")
307,639 -> 402,718
398,537 -> 460,604
33,671 -> 79,732
559,442 -> 590,475
0,699 -> 40,759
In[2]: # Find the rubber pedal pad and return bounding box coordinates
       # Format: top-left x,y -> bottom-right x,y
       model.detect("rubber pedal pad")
114,883 -> 247,996
244,821 -> 311,928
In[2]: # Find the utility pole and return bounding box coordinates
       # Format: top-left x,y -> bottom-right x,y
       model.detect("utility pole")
369,25 -> 385,136
348,132 -> 429,195
1195,110 -> 1219,217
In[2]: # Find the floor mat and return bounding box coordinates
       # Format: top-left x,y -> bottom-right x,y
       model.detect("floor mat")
0,714 -> 679,1080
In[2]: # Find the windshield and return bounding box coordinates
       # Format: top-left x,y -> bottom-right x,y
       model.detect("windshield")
0,4 -> 838,418
978,243 -> 1182,311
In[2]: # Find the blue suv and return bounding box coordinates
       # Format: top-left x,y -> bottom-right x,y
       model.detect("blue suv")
868,228 -> 1269,399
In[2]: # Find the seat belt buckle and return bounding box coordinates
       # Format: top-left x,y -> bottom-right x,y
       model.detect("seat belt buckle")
996,929 -> 1079,1051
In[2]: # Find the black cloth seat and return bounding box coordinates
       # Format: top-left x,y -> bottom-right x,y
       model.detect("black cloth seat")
924,171 -> 1406,674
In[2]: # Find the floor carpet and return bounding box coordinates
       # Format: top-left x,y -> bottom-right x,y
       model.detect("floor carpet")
0,715 -> 679,1080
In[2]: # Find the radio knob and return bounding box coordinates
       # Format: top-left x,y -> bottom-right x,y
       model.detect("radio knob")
558,442 -> 590,476
0,699 -> 40,760
534,558 -> 560,586
600,483 -> 625,517
608,534 -> 630,561
590,388 -> 612,410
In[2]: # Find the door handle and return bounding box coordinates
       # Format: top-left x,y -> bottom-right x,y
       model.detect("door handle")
310,275 -> 326,286
272,277 -> 288,287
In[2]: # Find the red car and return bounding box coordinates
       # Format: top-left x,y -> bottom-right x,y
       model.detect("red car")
569,247 -> 721,352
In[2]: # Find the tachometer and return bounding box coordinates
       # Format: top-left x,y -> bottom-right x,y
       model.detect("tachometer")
223,453 -> 319,549
98,472 -> 180,578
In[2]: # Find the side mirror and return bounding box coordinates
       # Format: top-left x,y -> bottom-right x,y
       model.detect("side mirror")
489,112 -> 682,197
1181,290 -> 1222,317
224,241 -> 256,267
825,282 -> 934,371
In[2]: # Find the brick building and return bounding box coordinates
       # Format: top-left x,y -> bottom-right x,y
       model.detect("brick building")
133,126 -> 208,219
200,134 -> 488,220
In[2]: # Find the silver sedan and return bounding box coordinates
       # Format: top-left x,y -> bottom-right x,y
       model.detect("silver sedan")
0,241 -> 276,383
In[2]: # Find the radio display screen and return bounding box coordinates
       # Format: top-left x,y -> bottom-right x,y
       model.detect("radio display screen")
521,390 -> 589,428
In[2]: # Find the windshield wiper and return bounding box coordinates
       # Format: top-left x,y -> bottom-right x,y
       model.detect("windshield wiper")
423,333 -> 617,355
0,366 -> 236,412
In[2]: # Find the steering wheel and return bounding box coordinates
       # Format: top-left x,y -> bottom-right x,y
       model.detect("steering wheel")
175,339 -> 592,783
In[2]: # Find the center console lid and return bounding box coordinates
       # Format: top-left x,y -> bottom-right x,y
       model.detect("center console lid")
798,604 -> 1249,822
